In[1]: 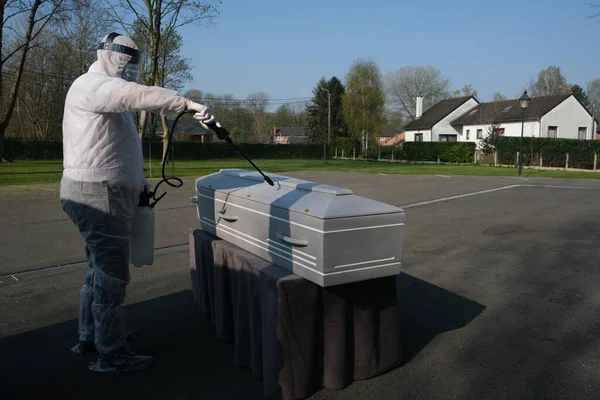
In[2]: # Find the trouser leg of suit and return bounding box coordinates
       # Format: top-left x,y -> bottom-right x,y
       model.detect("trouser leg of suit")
61,178 -> 137,354
67,249 -> 96,354
78,246 -> 95,342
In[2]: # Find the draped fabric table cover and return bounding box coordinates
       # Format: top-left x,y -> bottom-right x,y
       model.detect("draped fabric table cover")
189,229 -> 401,400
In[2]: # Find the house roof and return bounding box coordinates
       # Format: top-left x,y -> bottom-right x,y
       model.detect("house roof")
381,132 -> 405,146
275,127 -> 306,137
404,96 -> 476,131
451,94 -> 572,126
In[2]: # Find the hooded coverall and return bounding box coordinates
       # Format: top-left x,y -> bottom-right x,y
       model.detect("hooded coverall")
60,34 -> 209,372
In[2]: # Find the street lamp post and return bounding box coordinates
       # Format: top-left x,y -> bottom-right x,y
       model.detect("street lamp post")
518,90 -> 531,176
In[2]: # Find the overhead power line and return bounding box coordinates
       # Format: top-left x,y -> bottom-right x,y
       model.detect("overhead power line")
2,67 -> 314,106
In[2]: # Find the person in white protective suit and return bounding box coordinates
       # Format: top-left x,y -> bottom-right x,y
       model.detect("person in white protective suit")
60,32 -> 214,373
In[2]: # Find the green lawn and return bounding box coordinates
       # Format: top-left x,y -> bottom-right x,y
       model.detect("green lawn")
1,158 -> 600,187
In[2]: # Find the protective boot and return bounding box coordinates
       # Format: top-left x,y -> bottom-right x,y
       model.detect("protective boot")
88,348 -> 155,373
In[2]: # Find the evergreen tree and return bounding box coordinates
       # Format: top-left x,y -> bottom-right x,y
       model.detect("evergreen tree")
571,84 -> 591,110
306,76 -> 348,144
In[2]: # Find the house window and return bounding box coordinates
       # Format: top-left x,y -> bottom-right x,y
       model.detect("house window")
415,133 -> 423,142
578,127 -> 587,140
439,135 -> 457,142
466,129 -> 470,140
548,126 -> 558,138
493,128 -> 505,135
477,129 -> 483,139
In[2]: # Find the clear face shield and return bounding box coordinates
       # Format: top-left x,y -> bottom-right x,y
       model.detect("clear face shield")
98,32 -> 145,83
122,54 -> 145,83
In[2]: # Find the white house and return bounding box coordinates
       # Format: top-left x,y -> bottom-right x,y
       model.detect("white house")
404,95 -> 479,142
405,93 -> 597,149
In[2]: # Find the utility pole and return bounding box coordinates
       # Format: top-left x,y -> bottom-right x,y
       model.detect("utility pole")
323,88 -> 331,157
591,104 -> 595,140
327,90 -> 331,144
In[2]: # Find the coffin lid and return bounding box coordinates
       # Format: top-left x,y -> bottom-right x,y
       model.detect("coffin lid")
220,169 -> 353,195
196,169 -> 404,219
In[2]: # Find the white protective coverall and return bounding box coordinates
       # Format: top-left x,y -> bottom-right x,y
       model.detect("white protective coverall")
60,33 -> 211,372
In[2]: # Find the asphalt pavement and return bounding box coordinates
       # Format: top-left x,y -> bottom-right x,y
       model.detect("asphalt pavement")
2,171 -> 600,399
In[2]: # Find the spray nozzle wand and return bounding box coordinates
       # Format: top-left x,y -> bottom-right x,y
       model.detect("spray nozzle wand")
193,113 -> 274,187
148,109 -> 275,207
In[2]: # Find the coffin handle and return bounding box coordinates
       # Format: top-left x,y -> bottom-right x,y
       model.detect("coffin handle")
276,233 -> 308,247
217,210 -> 238,223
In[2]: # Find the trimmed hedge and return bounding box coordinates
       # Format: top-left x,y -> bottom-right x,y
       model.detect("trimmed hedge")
490,136 -> 600,169
331,136 -> 361,157
11,135 -> 599,170
365,146 -> 405,160
4,139 -> 64,160
403,142 -> 476,163
4,138 -> 329,160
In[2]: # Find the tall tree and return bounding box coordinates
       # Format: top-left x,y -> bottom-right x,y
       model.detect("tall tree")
11,30 -> 69,141
131,21 -> 192,93
53,0 -> 113,78
343,59 -> 385,155
306,76 -> 347,144
384,65 -> 451,120
0,0 -> 66,161
292,102 -> 309,128
384,112 -> 404,130
570,84 -> 590,110
453,84 -> 478,98
528,65 -> 569,96
183,89 -> 252,142
108,0 -> 221,163
492,92 -> 507,102
586,79 -> 600,111
131,21 -> 193,142
246,91 -> 271,143
272,104 -> 295,127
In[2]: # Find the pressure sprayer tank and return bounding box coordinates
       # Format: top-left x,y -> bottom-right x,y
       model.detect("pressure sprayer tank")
130,191 -> 155,268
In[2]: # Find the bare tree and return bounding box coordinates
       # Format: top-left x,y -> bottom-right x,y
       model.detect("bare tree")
12,0 -> 114,141
52,0 -> 113,77
246,92 -> 270,143
107,0 -> 222,162
384,65 -> 452,120
492,92 -> 507,102
453,84 -> 478,98
528,65 -> 570,96
586,79 -> 600,112
0,0 -> 66,161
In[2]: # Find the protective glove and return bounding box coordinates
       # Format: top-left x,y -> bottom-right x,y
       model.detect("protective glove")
186,100 -> 215,124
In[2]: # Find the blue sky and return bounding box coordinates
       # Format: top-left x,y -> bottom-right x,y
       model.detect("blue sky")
177,0 -> 600,107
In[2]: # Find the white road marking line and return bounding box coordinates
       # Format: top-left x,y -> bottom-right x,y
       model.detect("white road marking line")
399,183 -> 592,209
400,185 -> 521,208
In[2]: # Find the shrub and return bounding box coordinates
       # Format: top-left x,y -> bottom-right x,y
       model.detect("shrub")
403,142 -> 476,163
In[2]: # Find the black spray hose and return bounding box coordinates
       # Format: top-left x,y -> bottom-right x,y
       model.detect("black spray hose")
148,109 -> 274,208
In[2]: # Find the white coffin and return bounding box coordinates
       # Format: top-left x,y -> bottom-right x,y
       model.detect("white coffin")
191,169 -> 405,287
